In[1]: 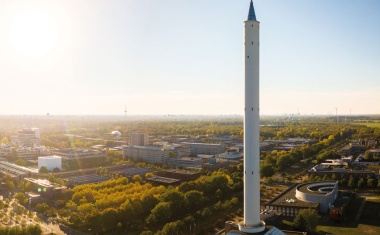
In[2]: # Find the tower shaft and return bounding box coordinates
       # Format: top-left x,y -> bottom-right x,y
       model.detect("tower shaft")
243,17 -> 260,228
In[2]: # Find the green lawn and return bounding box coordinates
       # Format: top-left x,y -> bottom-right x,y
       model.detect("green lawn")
317,223 -> 380,235
353,122 -> 380,128
317,194 -> 380,235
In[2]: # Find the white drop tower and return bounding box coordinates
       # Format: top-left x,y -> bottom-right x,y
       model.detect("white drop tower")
238,1 -> 265,233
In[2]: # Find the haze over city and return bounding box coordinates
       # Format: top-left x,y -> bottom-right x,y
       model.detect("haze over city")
1,0 -> 379,115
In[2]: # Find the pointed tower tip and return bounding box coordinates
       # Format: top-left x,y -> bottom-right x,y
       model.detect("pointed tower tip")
247,0 -> 257,21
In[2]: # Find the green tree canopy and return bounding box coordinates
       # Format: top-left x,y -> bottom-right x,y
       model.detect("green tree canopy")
293,208 -> 320,232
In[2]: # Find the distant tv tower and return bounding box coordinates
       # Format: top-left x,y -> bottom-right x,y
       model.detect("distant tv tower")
124,105 -> 127,118
335,107 -> 338,123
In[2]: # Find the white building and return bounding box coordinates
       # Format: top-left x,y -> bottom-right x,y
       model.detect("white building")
38,156 -> 62,171
123,145 -> 169,164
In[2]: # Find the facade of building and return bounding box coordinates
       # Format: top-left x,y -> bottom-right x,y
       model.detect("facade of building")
24,178 -> 66,199
157,169 -> 200,181
11,128 -> 40,147
167,157 -> 202,168
38,156 -> 62,171
295,182 -> 339,213
163,144 -> 191,158
182,142 -> 225,155
48,148 -> 106,168
130,133 -> 149,146
123,145 -> 169,164
265,182 -> 339,217
16,147 -> 42,159
0,145 -> 12,158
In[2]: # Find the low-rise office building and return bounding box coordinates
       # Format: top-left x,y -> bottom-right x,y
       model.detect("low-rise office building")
11,128 -> 40,147
123,145 -> 169,165
182,142 -> 225,155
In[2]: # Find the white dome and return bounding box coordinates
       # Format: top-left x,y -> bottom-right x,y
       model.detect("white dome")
111,131 -> 121,137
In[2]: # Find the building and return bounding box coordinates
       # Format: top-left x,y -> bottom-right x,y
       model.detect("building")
38,156 -> 62,171
182,142 -> 225,155
163,144 -> 191,157
265,182 -> 338,217
23,178 -> 66,199
123,145 -> 169,164
0,161 -> 31,180
0,145 -> 12,158
157,169 -> 200,181
146,176 -> 180,186
48,148 -> 106,168
340,143 -> 367,156
130,133 -> 149,146
10,128 -> 40,147
167,157 -> 202,168
217,147 -> 243,160
16,146 -> 43,159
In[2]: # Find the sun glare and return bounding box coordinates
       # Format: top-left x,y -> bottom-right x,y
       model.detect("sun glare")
8,9 -> 59,58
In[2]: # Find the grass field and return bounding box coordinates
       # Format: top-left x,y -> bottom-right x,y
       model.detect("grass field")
316,194 -> 380,235
353,121 -> 380,128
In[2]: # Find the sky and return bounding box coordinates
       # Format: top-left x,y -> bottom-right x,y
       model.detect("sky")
0,0 -> 379,116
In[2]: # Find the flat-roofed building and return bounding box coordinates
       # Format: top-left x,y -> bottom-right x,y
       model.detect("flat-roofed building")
130,133 -> 149,146
146,176 -> 180,186
48,148 -> 106,169
11,128 -> 40,147
182,142 -> 225,155
157,169 -> 200,181
167,157 -> 202,168
163,144 -> 191,157
24,178 -> 66,199
38,156 -> 62,171
123,145 -> 169,164
0,145 -> 12,158
16,147 -> 42,159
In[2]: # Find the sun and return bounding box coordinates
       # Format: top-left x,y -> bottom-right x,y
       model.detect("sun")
8,9 -> 59,58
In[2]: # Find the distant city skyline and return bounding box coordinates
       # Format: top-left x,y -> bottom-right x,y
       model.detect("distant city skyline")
1,0 -> 379,115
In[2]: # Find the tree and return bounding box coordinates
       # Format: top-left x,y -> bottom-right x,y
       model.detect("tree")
348,175 -> 357,188
52,167 -> 61,173
146,202 -> 172,225
15,158 -> 27,166
35,203 -> 49,213
293,209 -> 320,232
184,190 -> 203,211
1,137 -> 9,144
358,178 -> 366,188
101,208 -> 119,232
161,220 -> 184,235
364,150 -> 374,160
159,190 -> 185,217
39,166 -> 48,173
367,177 -> 375,188
260,164 -> 275,178
14,192 -> 28,205
132,175 -> 142,183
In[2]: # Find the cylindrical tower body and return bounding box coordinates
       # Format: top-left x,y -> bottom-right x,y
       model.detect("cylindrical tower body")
243,17 -> 260,228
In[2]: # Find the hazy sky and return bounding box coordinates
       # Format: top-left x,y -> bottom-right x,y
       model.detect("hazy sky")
0,0 -> 379,115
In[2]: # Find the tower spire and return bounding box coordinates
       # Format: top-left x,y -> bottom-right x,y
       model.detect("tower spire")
247,0 -> 257,21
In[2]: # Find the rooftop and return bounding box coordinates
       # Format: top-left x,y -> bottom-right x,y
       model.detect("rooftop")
266,184 -> 319,208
